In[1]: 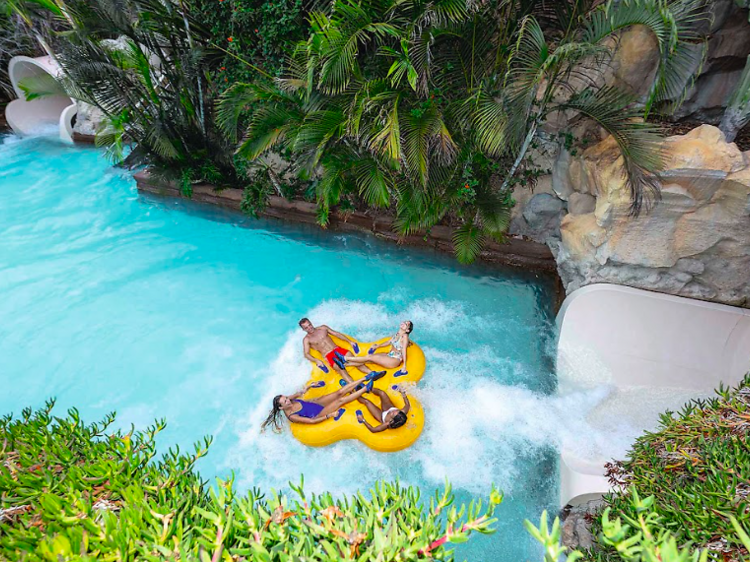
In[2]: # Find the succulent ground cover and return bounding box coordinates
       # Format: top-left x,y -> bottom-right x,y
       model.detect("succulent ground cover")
2,381 -> 749,561
594,375 -> 750,562
0,401 -> 500,561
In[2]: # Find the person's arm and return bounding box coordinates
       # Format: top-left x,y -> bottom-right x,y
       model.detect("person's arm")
323,325 -> 355,346
303,337 -> 325,369
400,391 -> 411,415
288,412 -> 335,424
362,419 -> 389,433
367,341 -> 387,354
288,384 -> 312,401
356,411 -> 388,432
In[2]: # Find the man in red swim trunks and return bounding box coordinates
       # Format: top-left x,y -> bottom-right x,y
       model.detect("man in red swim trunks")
299,318 -> 379,383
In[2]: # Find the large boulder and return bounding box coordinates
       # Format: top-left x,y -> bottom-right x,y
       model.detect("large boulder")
555,125 -> 750,308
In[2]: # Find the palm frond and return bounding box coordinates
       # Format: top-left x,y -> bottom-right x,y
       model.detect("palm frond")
561,85 -> 664,214
452,220 -> 485,264
353,156 -> 393,207
583,0 -> 710,115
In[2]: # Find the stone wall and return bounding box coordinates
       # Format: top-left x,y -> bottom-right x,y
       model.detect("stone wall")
541,125 -> 750,308
673,0 -> 750,123
133,171 -> 559,272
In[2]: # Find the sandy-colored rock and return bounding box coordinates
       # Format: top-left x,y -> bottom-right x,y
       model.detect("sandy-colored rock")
508,176 -> 567,243
560,214 -> 607,260
554,125 -> 750,308
73,102 -> 105,137
568,192 -> 596,215
610,25 -> 660,98
663,125 -> 746,173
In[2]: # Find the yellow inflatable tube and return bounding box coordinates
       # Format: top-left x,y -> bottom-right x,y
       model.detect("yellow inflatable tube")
290,334 -> 426,452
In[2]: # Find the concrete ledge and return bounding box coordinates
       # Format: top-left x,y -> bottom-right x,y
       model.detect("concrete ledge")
134,170 -> 558,271
72,132 -> 96,144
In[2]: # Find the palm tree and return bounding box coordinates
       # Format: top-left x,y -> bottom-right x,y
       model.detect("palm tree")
8,0 -> 238,190
223,0 -> 709,262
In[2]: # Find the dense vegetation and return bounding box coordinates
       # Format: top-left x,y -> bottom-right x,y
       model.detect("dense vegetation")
0,5 -> 41,101
2,401 -> 748,561
0,402 -> 501,560
4,0 -> 717,263
194,0 -> 313,83
590,375 -> 750,562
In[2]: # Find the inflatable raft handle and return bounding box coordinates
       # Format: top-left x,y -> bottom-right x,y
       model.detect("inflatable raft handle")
333,408 -> 346,421
352,342 -> 360,354
310,380 -> 325,388
319,363 -> 329,374
355,410 -> 364,423
367,346 -> 377,355
394,369 -> 408,378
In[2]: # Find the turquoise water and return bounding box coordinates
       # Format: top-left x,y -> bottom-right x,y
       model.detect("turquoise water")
0,136 -> 564,560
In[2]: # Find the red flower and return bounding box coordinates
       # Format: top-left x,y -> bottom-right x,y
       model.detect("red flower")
228,36 -> 233,42
464,183 -> 469,189
220,66 -> 226,71
254,28 -> 259,33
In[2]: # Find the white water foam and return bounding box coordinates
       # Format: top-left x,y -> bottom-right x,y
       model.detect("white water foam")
220,297 -> 668,498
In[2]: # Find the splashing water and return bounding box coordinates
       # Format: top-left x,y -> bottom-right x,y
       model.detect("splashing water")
0,135 -> 651,560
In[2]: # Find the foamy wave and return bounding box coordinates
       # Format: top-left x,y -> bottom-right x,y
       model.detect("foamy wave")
221,297 -> 665,496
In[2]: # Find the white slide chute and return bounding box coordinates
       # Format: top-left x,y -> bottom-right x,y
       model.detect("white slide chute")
5,55 -> 77,142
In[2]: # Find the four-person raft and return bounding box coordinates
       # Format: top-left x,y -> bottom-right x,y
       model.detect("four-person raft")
290,334 -> 426,452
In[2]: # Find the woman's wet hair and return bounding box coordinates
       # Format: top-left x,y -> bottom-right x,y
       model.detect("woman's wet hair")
389,411 -> 407,429
261,395 -> 285,433
404,321 -> 414,334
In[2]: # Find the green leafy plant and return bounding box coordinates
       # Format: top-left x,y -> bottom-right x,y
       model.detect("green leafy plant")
220,0 -> 709,263
0,401 -> 501,561
593,374 -> 750,561
10,0 -> 244,189
195,0 -> 311,86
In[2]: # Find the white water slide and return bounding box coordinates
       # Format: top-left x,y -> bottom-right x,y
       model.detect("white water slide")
5,55 -> 76,142
557,283 -> 750,507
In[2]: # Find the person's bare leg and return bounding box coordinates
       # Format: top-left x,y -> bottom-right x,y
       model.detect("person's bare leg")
346,354 -> 401,369
345,351 -> 372,375
333,363 -> 355,383
371,388 -> 395,411
320,386 -> 369,415
315,376 -> 368,406
357,395 -> 383,420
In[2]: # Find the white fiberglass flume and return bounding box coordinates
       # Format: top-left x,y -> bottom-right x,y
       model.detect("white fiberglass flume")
5,55 -> 76,142
557,284 -> 750,507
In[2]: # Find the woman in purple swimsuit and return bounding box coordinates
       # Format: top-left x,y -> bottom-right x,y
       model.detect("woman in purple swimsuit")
261,373 -> 384,433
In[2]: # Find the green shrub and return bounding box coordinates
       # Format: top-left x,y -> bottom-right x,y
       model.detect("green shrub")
0,401 -> 500,561
194,0 -> 311,84
592,375 -> 750,561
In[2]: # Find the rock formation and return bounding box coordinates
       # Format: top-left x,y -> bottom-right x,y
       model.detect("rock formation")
551,125 -> 750,308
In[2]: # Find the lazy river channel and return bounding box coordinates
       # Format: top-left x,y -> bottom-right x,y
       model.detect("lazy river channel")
0,135 -> 629,560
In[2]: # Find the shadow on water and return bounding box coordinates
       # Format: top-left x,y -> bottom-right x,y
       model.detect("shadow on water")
138,192 -> 560,303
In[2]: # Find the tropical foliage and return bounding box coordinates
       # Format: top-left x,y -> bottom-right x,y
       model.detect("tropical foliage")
195,0 -> 313,85
2,400 -> 749,561
0,401 -> 503,561
0,2 -> 45,99
5,0 -> 711,263
5,0 -> 245,192
219,0 -> 709,261
591,375 -> 750,561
